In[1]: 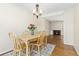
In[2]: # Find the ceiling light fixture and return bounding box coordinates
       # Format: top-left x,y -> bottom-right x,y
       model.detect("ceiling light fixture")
33,4 -> 42,19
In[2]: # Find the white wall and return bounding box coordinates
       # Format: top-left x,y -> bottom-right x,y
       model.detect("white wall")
33,16 -> 50,35
74,4 -> 79,47
50,21 -> 64,35
0,4 -> 34,54
64,8 -> 74,45
43,20 -> 50,35
74,4 -> 79,55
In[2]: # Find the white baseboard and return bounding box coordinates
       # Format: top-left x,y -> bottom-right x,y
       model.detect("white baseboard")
0,50 -> 12,56
74,46 -> 79,55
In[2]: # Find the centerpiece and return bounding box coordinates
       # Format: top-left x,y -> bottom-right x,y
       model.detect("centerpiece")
27,24 -> 37,35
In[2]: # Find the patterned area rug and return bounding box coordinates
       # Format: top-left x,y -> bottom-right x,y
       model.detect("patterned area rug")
3,44 -> 55,56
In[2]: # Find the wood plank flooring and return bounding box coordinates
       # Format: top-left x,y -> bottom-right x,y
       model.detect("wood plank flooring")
48,35 -> 78,56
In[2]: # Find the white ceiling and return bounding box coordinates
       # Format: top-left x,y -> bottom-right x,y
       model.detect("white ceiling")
17,3 -> 75,21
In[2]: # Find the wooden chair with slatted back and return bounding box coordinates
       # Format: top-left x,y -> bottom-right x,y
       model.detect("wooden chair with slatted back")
9,32 -> 26,56
43,32 -> 48,47
30,33 -> 45,55
37,31 -> 47,45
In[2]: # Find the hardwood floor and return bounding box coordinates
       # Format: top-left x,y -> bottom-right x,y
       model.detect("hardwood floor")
48,35 -> 78,56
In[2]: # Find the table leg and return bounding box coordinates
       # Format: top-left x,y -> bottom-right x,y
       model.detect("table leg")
26,42 -> 29,56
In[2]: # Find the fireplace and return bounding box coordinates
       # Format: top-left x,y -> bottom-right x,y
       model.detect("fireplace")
53,30 -> 61,35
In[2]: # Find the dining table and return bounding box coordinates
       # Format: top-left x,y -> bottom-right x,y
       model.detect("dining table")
19,33 -> 40,56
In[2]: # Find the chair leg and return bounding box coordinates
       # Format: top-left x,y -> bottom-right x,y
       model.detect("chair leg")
13,51 -> 16,56
38,46 -> 41,56
28,46 -> 31,56
31,45 -> 33,55
18,51 -> 21,56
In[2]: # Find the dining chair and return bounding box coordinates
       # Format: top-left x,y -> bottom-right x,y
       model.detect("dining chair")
30,33 -> 45,55
9,32 -> 26,56
36,31 -> 48,47
43,32 -> 48,47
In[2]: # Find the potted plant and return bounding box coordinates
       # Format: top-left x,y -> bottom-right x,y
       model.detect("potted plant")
27,24 -> 37,35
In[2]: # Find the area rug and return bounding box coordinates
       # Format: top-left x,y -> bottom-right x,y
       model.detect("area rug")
3,43 -> 55,56
31,44 -> 55,56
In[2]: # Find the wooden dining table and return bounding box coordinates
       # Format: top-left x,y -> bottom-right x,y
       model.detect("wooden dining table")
19,33 -> 40,56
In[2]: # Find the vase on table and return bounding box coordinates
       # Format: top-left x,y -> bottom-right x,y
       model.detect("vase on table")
27,24 -> 37,35
31,31 -> 34,35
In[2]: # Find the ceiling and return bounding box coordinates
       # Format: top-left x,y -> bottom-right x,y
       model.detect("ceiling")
17,3 -> 75,21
